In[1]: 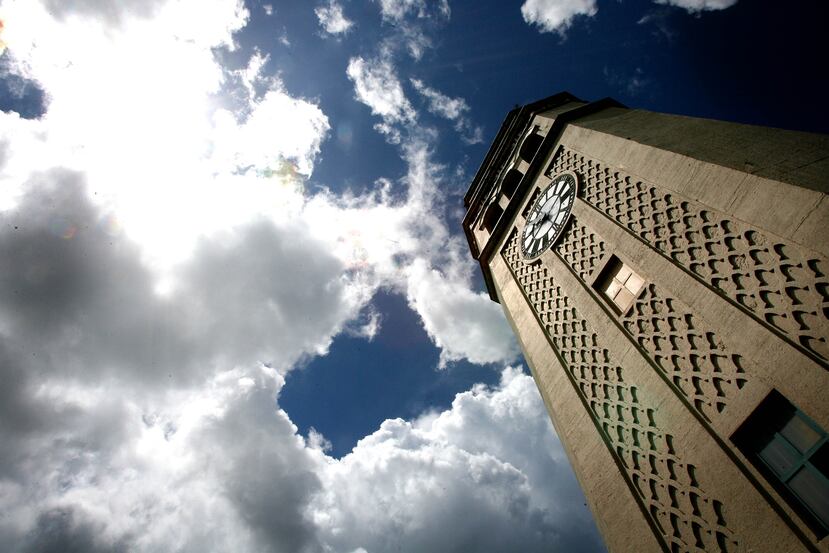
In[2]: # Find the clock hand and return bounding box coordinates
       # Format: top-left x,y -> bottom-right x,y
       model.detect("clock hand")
533,218 -> 553,240
527,211 -> 543,225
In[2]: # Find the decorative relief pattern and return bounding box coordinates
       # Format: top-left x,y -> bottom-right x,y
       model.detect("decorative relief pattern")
554,215 -> 607,282
502,230 -> 742,553
624,284 -> 749,422
553,217 -> 750,423
548,146 -> 829,363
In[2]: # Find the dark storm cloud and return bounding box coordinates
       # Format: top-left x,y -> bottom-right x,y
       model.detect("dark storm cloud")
0,3 -> 607,549
0,171 -> 174,379
180,218 -> 351,372
195,374 -> 325,553
20,508 -> 131,553
0,170 -> 354,388
0,172 -> 355,551
0,172 -> 603,552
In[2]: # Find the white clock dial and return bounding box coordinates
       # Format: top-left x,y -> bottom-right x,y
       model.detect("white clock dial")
520,172 -> 577,259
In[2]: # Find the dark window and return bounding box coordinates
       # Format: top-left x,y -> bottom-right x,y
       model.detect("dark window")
732,390 -> 829,537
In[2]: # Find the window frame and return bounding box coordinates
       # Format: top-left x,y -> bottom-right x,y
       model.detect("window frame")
591,253 -> 647,316
732,390 -> 829,538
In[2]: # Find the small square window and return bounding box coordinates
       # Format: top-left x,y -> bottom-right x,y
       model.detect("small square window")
732,390 -> 829,537
594,256 -> 646,314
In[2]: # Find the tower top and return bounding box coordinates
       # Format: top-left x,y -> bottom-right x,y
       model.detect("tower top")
463,92 -> 624,301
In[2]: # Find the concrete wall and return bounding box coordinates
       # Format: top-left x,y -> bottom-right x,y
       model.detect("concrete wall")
478,107 -> 829,553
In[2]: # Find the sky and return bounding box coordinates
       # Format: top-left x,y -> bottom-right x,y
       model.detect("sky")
0,0 -> 826,552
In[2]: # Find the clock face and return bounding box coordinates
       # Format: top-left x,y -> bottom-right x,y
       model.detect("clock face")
521,172 -> 577,259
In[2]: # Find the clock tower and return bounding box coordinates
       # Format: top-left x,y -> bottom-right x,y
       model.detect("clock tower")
463,93 -> 829,553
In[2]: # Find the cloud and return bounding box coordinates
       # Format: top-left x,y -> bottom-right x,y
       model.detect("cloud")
313,368 -> 605,552
603,66 -> 651,98
0,181 -> 339,551
410,78 -> 468,120
19,508 -> 131,553
37,0 -> 169,26
637,10 -> 676,41
346,55 -> 417,142
405,260 -> 520,367
375,0 -> 450,22
344,306 -> 383,340
0,175 -> 362,386
0,181 -> 588,551
0,0 -> 328,272
374,0 -> 450,59
0,268 -> 601,552
653,0 -> 738,11
0,347 -> 325,551
315,0 -> 354,35
410,78 -> 484,144
520,0 -> 598,34
3,0 -> 514,378
299,132 -> 516,368
0,3 -> 597,552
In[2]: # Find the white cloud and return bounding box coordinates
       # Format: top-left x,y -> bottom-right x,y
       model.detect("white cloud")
375,0 -> 450,22
38,0 -> 169,26
0,2 -> 604,552
410,78 -> 484,144
1,0 -> 512,377
373,0 -> 450,59
653,0 -> 738,11
410,78 -> 468,120
603,66 -> 651,97
346,55 -> 417,139
406,259 -> 520,367
315,0 -> 354,35
520,0 -> 598,34
313,368 -> 603,552
346,306 -> 383,340
263,4 -> 274,16
0,0 -> 327,274
0,291 -> 601,551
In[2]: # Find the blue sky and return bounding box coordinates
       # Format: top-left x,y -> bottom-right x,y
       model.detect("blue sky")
0,0 -> 826,552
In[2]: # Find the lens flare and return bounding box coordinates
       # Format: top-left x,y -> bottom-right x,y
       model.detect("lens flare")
97,213 -> 122,238
336,122 -> 354,148
256,159 -> 305,195
49,217 -> 78,240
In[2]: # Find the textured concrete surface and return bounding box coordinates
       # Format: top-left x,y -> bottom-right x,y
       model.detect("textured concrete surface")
465,96 -> 829,553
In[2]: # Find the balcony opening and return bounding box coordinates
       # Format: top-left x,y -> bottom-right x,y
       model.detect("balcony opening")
519,129 -> 543,163
482,202 -> 503,233
501,168 -> 523,199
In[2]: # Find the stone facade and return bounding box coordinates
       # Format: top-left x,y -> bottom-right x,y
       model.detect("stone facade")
463,93 -> 829,553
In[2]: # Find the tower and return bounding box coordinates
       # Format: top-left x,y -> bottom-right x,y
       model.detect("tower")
463,93 -> 829,553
